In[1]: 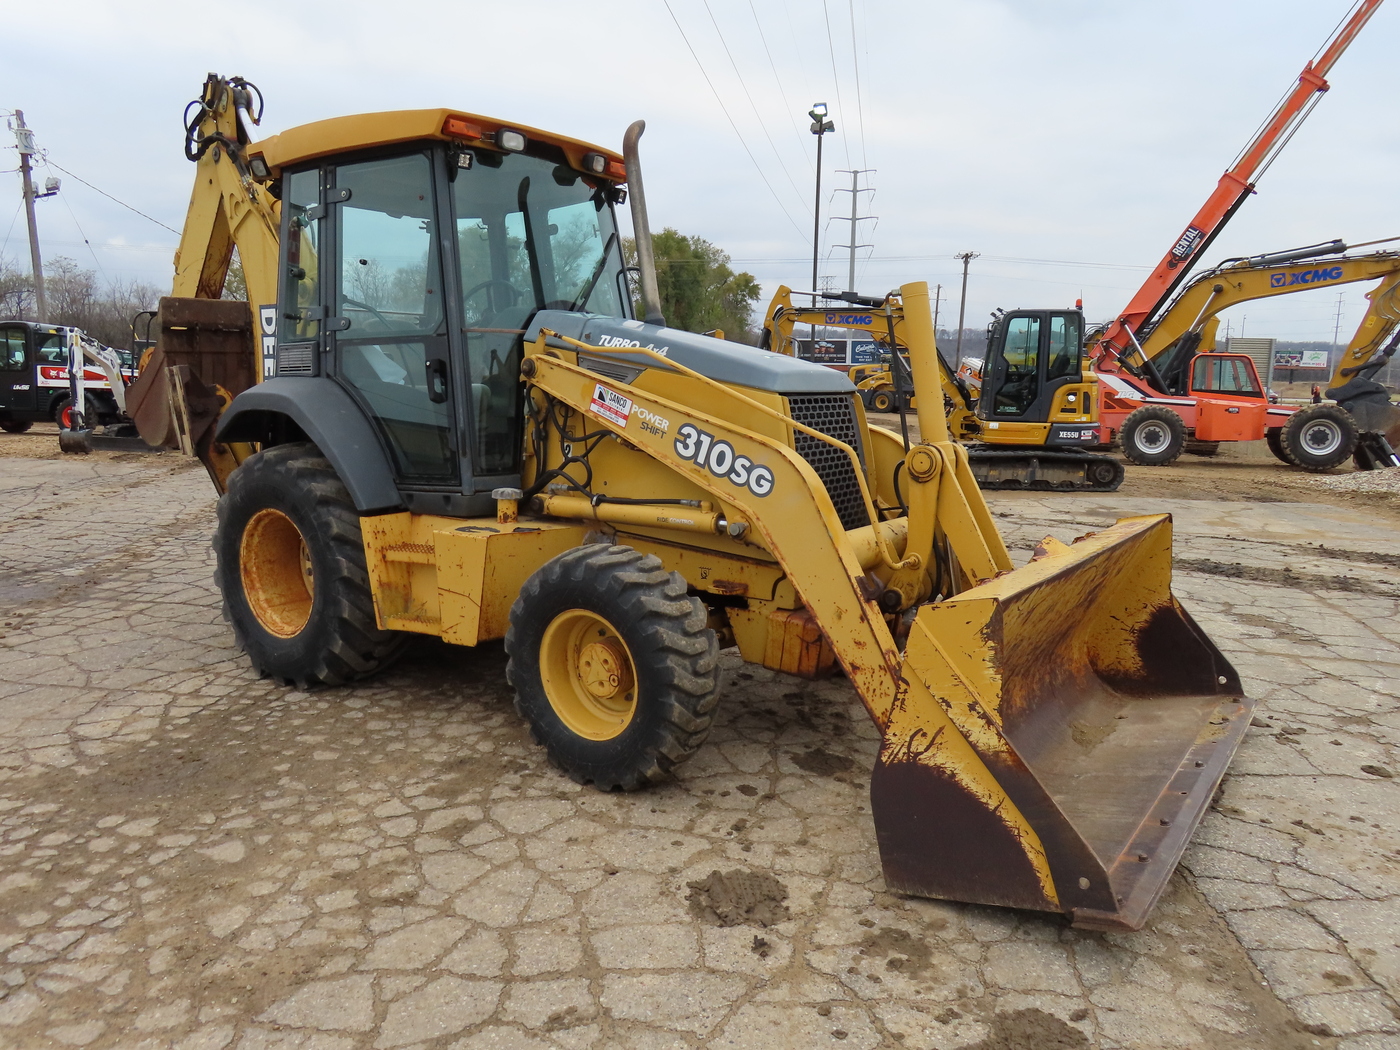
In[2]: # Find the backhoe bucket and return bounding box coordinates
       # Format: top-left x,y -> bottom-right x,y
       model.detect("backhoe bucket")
871,514 -> 1253,931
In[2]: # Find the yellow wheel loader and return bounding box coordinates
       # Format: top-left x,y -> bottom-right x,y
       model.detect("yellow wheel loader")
130,75 -> 1257,931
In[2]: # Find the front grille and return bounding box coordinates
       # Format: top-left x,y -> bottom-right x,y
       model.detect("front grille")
786,393 -> 870,531
277,343 -> 315,376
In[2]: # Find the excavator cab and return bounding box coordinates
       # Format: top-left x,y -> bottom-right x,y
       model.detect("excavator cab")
982,310 -> 1084,419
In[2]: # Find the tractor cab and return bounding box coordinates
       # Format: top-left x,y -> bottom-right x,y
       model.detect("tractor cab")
266,126 -> 633,514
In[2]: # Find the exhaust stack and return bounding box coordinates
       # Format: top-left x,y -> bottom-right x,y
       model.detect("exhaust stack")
622,120 -> 666,328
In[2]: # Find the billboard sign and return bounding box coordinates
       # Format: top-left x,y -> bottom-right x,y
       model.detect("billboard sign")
1273,349 -> 1330,369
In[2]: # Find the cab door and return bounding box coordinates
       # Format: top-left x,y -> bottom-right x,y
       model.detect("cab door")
0,326 -> 37,416
326,151 -> 459,488
979,311 -> 1083,423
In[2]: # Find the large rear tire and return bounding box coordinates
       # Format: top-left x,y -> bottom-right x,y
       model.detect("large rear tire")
1280,405 -> 1356,472
1120,405 -> 1186,466
505,544 -> 721,791
214,442 -> 407,687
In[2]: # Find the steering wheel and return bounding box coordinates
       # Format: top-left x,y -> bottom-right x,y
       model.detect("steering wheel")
463,280 -> 523,324
341,295 -> 397,333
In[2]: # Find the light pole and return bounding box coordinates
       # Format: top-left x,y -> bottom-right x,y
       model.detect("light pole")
808,103 -> 834,349
954,251 -> 979,366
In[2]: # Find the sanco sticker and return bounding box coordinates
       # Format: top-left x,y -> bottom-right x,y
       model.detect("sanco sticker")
588,383 -> 633,427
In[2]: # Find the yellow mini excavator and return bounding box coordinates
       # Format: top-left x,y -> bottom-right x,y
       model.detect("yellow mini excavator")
760,287 -> 1125,492
129,74 -> 1256,931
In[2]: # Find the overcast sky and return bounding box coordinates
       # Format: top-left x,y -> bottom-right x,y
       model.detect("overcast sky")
3,0 -> 1395,344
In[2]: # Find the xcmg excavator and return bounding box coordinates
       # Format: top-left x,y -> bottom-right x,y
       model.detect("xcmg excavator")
760,287 -> 1124,492
1100,242 -> 1400,469
126,74 -> 1256,931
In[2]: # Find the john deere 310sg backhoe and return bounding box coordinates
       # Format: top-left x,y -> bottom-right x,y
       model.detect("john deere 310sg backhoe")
128,75 -> 1256,931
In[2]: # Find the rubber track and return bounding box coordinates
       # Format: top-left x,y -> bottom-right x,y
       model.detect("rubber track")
967,448 -> 1126,493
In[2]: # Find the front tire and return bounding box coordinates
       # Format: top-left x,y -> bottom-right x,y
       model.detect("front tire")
505,544 -> 721,791
1266,428 -> 1293,465
1280,405 -> 1356,472
1120,405 -> 1186,466
214,442 -> 407,686
869,390 -> 895,413
0,421 -> 32,434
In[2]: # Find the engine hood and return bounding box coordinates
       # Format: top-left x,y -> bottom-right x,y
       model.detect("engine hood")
526,312 -> 854,395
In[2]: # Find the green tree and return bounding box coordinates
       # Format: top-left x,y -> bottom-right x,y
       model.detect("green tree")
624,229 -> 761,343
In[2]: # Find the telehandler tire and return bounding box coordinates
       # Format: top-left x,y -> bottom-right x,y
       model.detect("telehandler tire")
869,389 -> 895,413
1119,405 -> 1186,466
214,442 -> 407,687
1266,427 -> 1293,465
506,544 -> 721,791
1280,404 -> 1356,472
0,421 -> 32,434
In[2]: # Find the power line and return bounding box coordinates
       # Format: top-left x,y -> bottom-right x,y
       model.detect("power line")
820,0 -> 852,168
43,159 -> 180,235
699,0 -> 811,216
746,0 -> 813,174
660,0 -> 808,239
43,157 -> 107,279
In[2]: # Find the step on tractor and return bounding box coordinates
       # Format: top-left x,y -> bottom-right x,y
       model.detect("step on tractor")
129,74 -> 1257,931
760,289 -> 1125,493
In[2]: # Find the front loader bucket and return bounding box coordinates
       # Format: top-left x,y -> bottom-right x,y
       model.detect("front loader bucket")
871,514 -> 1253,931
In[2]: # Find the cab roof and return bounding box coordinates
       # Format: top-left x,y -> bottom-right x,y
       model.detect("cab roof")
249,109 -> 626,181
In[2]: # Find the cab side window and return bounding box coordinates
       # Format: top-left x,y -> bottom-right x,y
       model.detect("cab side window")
1,331 -> 26,371
1046,314 -> 1080,381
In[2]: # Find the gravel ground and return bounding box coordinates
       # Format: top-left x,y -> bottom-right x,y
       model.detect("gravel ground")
1310,469 -> 1400,494
0,452 -> 1395,1049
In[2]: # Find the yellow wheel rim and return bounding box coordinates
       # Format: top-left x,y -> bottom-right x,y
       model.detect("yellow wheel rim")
240,508 -> 315,638
539,609 -> 638,741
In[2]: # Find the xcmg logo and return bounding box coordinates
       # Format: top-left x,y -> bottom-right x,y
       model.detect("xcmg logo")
825,312 -> 872,326
1271,266 -> 1344,288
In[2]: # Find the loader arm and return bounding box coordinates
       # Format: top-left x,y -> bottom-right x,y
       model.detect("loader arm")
527,282 -> 1252,929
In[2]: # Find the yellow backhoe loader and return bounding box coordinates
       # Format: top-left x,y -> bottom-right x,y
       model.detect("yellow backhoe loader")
129,75 -> 1256,931
760,288 -> 1125,492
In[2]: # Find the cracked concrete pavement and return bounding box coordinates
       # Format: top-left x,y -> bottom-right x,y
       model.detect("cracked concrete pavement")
0,450 -> 1395,1050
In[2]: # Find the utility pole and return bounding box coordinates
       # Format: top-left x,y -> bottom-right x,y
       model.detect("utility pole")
832,169 -> 875,294
953,251 -> 979,365
932,283 -> 943,334
1330,291 -> 1346,368
12,111 -> 46,320
808,103 -> 835,349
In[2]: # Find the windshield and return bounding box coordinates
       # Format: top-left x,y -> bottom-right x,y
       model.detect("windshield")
452,151 -> 627,330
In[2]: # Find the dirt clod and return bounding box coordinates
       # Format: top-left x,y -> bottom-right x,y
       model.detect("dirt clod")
816,1004 -> 832,1017
964,1008 -> 1090,1050
857,925 -> 934,975
790,747 -> 855,776
1360,764 -> 1394,779
686,869 -> 791,927
750,935 -> 770,958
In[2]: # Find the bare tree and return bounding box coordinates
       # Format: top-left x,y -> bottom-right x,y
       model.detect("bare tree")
0,254 -> 160,348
